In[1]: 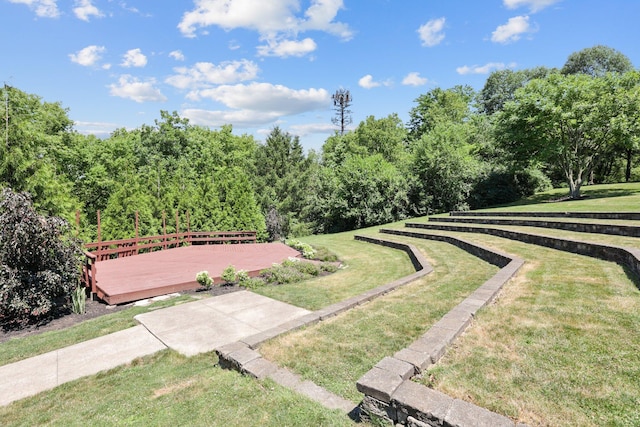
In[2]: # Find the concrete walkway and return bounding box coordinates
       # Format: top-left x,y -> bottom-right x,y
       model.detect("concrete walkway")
0,291 -> 310,407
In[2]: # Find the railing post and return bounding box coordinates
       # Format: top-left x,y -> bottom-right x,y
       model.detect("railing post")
135,211 -> 139,255
162,210 -> 167,250
97,210 -> 102,261
186,210 -> 191,245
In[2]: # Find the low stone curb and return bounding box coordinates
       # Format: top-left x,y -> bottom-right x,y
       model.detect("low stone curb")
215,236 -> 434,415
356,231 -> 525,426
403,222 -> 640,285
430,216 -> 640,238
216,341 -> 355,412
216,233 -> 528,425
449,210 -> 640,221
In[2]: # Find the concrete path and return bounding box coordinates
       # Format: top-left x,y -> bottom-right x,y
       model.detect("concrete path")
0,291 -> 310,407
0,325 -> 166,406
135,291 -> 311,357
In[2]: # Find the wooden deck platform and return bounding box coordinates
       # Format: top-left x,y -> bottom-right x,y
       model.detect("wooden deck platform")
93,243 -> 301,305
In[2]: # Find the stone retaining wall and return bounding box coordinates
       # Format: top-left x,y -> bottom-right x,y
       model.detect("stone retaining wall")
450,211 -> 640,220
431,216 -> 640,238
356,232 -> 525,427
404,222 -> 640,286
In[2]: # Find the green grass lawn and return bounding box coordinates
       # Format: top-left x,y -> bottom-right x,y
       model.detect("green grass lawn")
479,181 -> 640,213
254,227 -> 415,310
0,350 -> 355,427
260,238 -> 499,403
416,231 -> 640,426
0,295 -> 197,367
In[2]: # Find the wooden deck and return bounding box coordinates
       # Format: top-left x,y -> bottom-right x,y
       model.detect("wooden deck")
93,243 -> 301,305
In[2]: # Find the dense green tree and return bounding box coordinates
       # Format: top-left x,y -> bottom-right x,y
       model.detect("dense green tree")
305,154 -> 409,233
561,45 -> 634,77
496,73 -> 630,198
214,166 -> 266,237
477,67 -> 554,115
409,121 -> 480,214
0,86 -> 79,220
407,85 -> 474,140
254,126 -> 311,239
323,114 -> 408,166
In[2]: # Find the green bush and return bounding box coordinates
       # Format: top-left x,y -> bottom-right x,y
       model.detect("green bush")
195,271 -> 213,289
0,188 -> 83,330
238,277 -> 265,290
292,260 -> 320,276
320,262 -> 339,273
313,246 -> 339,262
221,265 -> 237,284
286,239 -> 316,259
235,269 -> 249,284
260,264 -> 307,284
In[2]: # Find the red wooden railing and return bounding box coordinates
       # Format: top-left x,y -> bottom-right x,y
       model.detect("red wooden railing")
81,230 -> 257,296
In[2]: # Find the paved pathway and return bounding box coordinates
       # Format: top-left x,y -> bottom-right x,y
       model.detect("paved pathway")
0,291 -> 311,407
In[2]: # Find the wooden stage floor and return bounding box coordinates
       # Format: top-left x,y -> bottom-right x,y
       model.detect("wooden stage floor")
94,243 -> 301,305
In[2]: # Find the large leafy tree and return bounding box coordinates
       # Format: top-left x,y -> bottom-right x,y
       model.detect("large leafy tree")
322,114 -> 407,166
305,154 -> 409,233
0,86 -> 80,220
409,121 -> 480,214
496,73 -> 631,199
561,45 -> 634,77
477,67 -> 554,115
407,85 -> 474,140
254,126 -> 311,239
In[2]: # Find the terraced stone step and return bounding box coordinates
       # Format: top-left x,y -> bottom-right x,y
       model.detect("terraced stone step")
428,216 -> 640,237
450,210 -> 640,220
400,223 -> 640,287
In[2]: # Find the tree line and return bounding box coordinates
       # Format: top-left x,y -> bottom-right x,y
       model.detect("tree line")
1,45 -> 638,242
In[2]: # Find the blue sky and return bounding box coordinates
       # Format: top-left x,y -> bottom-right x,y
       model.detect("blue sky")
1,0 -> 639,152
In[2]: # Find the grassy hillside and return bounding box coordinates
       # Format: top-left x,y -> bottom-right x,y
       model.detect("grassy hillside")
1,183 -> 638,426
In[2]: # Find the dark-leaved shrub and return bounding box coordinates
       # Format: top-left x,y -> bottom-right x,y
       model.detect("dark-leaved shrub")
0,188 -> 83,330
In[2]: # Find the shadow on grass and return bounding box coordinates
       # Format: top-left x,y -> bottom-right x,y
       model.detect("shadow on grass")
506,184 -> 640,207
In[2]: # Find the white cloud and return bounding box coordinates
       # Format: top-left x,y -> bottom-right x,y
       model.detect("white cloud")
504,0 -> 561,13
193,82 -> 329,115
8,0 -> 59,18
178,0 -> 352,42
169,50 -> 185,61
109,75 -> 167,103
418,17 -> 446,47
75,120 -> 119,137
300,0 -> 352,39
182,109 -> 279,128
183,83 -> 329,128
73,0 -> 103,21
402,72 -> 428,86
165,60 -> 260,90
69,45 -> 106,67
257,37 -> 317,57
456,62 -> 516,75
288,122 -> 335,137
358,74 -> 391,89
121,48 -> 147,68
491,15 -> 533,43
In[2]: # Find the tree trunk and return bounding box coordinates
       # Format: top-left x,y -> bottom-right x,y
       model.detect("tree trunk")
567,171 -> 583,199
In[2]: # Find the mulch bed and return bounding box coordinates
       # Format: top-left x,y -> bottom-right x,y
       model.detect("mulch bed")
0,285 -> 242,344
